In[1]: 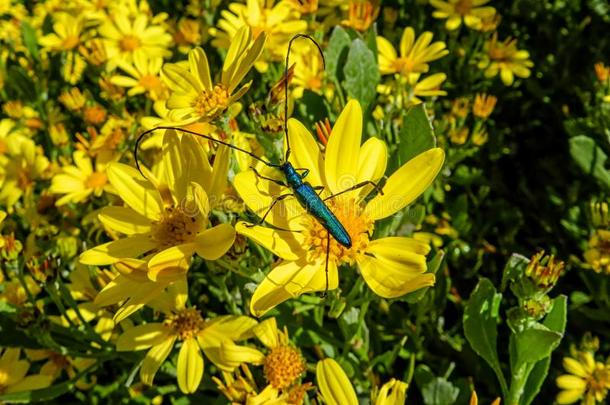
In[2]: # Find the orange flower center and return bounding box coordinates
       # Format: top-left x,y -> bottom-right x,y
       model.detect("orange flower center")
393,57 -> 417,75
85,171 -> 107,190
119,35 -> 141,52
62,35 -> 80,50
139,74 -> 166,97
263,345 -> 305,389
302,197 -> 374,265
194,84 -> 230,118
0,139 -> 7,154
164,307 -> 205,340
150,206 -> 202,248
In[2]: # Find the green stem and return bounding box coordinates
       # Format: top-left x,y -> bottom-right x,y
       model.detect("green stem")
506,363 -> 531,405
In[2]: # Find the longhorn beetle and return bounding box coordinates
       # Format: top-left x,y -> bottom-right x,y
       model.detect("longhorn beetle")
134,34 -> 383,295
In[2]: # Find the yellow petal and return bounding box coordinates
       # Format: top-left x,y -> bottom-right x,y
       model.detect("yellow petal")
252,317 -> 278,348
219,340 -> 265,369
188,47 -> 212,90
140,336 -> 176,386
147,245 -> 193,282
177,338 -> 204,394
316,358 -> 358,405
114,258 -> 149,282
98,206 -> 152,235
325,100 -> 362,194
357,137 -> 387,198
4,375 -> 53,394
236,222 -> 305,261
208,145 -> 230,205
193,223 -> 235,260
161,129 -> 188,202
359,253 -> 435,299
365,148 -> 444,220
116,323 -> 170,351
556,389 -> 584,404
400,27 -> 416,57
107,162 -> 162,220
286,118 -> 325,187
199,315 -> 258,371
563,357 -> 588,378
79,235 -> 157,265
113,283 -> 169,323
375,379 -> 408,405
250,258 -> 338,317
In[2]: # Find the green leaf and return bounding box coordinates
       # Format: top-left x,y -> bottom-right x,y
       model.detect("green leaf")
463,278 -> 507,394
421,377 -> 460,405
5,65 -> 37,102
512,323 -> 563,367
325,26 -> 351,81
343,39 -> 380,110
397,104 -> 437,165
514,296 -> 567,405
501,253 -> 530,292
569,135 -> 610,190
22,22 -> 40,60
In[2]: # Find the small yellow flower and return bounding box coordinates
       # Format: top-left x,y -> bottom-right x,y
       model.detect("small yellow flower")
25,350 -> 96,389
38,12 -> 88,52
116,287 -> 257,393
472,93 -> 497,119
0,348 -> 53,395
58,88 -> 87,112
80,131 -> 234,283
374,378 -> 408,404
291,41 -> 325,98
49,151 -> 114,206
377,27 -> 448,77
430,0 -> 496,31
210,0 -> 306,72
556,350 -> 610,404
162,26 -> 265,125
173,18 -> 204,54
584,229 -> 610,275
342,0 -> 379,32
377,73 -> 447,108
111,53 -> 168,100
234,100 -> 444,316
99,9 -> 173,69
478,33 -> 533,86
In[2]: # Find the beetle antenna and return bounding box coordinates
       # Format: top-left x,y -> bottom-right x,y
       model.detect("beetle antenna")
283,34 -> 326,163
134,126 -> 279,177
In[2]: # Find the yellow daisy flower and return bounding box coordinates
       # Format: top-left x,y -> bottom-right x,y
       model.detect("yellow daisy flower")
110,53 -> 168,101
472,93 -> 497,119
556,350 -> 610,405
209,0 -> 307,72
49,151 -> 114,206
0,134 -> 50,208
377,27 -> 448,77
38,12 -> 88,52
79,131 -> 235,282
98,9 -> 172,69
341,0 -> 380,32
430,0 -> 496,31
116,287 -> 257,393
25,350 -> 96,389
377,72 -> 447,108
233,99 -> 445,316
219,318 -> 306,392
291,41 -> 325,99
162,26 -> 266,125
478,33 -> 533,86
0,348 -> 53,395
584,229 -> 610,274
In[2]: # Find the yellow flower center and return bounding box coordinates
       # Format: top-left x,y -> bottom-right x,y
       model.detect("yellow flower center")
164,307 -> 205,340
307,76 -> 322,91
0,139 -> 7,154
85,171 -> 107,190
302,197 -> 374,265
194,84 -> 230,118
119,35 -> 141,52
454,0 -> 473,15
62,35 -> 80,50
263,345 -> 305,389
150,206 -> 201,249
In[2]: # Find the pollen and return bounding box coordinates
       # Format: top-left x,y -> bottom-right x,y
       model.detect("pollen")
150,206 -> 201,249
194,84 -> 230,118
119,35 -> 141,52
85,171 -> 107,190
263,345 -> 305,390
164,307 -> 205,340
302,197 -> 374,265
